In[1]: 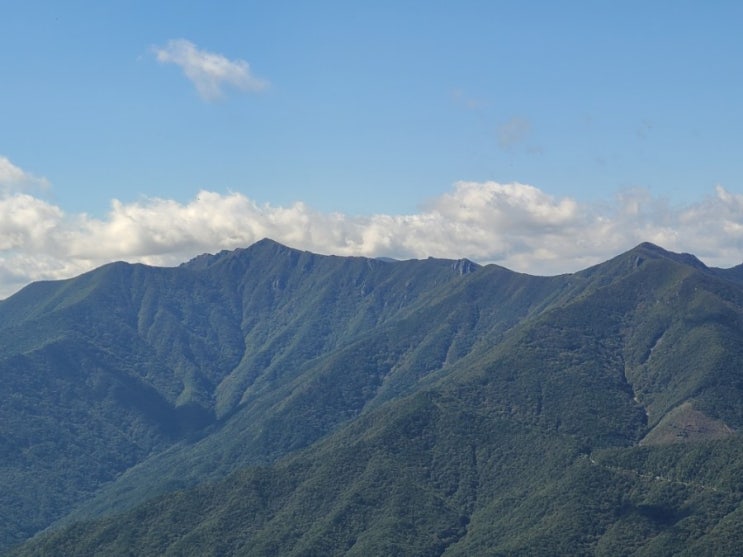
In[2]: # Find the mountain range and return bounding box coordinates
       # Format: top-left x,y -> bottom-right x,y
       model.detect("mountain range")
3,238 -> 743,555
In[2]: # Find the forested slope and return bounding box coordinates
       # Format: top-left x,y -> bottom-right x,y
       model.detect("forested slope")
4,240 -> 743,555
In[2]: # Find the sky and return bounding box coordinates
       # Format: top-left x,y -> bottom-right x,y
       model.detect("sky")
1,1 -> 742,298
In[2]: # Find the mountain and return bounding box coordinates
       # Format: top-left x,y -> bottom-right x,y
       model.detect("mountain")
3,239 -> 743,555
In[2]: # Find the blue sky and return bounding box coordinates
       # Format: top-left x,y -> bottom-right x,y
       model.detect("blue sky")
1,1 -> 742,296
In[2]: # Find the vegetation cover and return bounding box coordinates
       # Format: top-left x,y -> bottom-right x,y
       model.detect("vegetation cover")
3,239 -> 743,555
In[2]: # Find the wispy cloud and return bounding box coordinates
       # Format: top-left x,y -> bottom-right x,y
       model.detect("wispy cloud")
153,39 -> 269,101
1,158 -> 743,298
497,117 -> 532,150
451,89 -> 488,110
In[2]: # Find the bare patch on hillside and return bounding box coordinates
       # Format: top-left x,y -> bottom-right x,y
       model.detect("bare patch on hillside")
640,401 -> 734,446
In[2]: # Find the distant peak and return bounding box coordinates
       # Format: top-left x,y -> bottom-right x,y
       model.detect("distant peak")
181,239 -> 299,270
452,258 -> 479,275
635,241 -> 664,252
251,238 -> 290,249
630,242 -> 707,271
246,238 -> 310,257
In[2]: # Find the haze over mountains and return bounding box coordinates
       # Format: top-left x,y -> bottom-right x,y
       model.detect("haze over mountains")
3,239 -> 743,555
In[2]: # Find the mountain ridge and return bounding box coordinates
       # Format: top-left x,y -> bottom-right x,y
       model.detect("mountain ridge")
3,239 -> 743,554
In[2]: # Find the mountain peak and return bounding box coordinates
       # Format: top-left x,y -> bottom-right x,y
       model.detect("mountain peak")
630,242 -> 707,270
452,258 -> 479,275
181,239 -> 298,270
576,242 -> 709,284
249,237 -> 293,251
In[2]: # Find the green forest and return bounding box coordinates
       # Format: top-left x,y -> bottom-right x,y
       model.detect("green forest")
3,239 -> 743,555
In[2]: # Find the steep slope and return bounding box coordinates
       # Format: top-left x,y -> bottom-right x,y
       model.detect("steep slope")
576,243 -> 743,436
0,239 -> 485,549
5,240 -> 743,554
13,240 -> 743,555
49,253 -> 574,528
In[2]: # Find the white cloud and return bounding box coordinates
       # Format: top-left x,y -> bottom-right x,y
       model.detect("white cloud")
0,156 -> 51,193
1,168 -> 743,299
153,39 -> 269,100
0,193 -> 63,251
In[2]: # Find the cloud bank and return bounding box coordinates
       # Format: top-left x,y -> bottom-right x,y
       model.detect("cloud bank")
153,39 -> 268,100
1,160 -> 743,299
